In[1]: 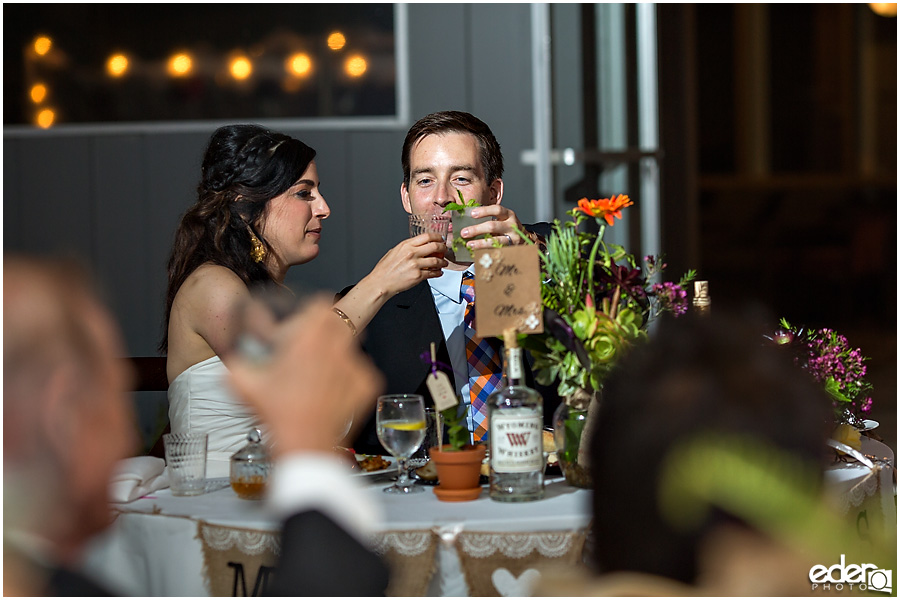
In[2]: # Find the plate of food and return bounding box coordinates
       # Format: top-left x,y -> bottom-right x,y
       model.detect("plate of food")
354,454 -> 394,477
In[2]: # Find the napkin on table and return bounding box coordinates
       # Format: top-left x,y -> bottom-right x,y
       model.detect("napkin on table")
109,456 -> 170,503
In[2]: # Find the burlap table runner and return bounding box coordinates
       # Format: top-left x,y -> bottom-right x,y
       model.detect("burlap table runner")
197,522 -> 438,597
456,529 -> 588,596
197,521 -> 580,596
198,522 -> 280,596
370,529 -> 438,596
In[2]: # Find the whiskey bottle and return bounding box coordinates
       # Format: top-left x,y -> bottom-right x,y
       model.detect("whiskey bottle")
488,329 -> 544,502
693,280 -> 710,315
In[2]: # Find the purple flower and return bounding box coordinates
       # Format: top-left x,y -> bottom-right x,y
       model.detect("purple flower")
598,264 -> 646,298
778,323 -> 874,424
860,397 -> 873,414
651,282 -> 688,316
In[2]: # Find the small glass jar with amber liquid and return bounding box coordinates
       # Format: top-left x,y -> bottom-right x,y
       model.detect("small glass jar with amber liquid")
230,429 -> 271,500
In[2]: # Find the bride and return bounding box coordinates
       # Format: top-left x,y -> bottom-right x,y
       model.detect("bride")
161,124 -> 446,476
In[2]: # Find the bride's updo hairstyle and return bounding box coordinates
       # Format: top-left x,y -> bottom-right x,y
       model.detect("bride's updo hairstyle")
160,124 -> 316,352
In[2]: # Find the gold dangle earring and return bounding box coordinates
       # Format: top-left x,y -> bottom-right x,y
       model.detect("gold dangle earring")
248,228 -> 267,263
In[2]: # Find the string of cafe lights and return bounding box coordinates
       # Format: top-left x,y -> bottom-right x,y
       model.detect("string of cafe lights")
25,30 -> 370,129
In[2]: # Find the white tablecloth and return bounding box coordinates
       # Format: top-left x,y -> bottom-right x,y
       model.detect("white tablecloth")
83,437 -> 895,596
822,437 -> 896,535
82,475 -> 591,596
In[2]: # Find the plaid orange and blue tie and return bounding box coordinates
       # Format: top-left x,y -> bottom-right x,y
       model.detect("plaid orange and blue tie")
461,271 -> 503,441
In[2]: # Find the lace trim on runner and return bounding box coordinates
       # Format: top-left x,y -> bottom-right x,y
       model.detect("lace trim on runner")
369,530 -> 434,557
459,532 -> 578,559
199,522 -> 281,556
837,469 -> 880,514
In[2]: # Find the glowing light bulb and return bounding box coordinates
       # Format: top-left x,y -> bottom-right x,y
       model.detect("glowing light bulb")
30,84 -> 47,104
34,36 -> 52,56
327,32 -> 346,50
869,3 -> 897,16
36,109 -> 55,129
107,54 -> 129,77
287,53 -> 312,76
168,53 -> 193,77
230,57 -> 252,80
345,55 -> 367,78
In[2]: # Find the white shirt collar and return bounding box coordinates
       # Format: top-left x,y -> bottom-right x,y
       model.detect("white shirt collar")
428,267 -> 472,304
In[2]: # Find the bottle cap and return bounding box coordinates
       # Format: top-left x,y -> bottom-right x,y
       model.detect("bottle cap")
693,280 -> 710,307
503,327 -> 518,348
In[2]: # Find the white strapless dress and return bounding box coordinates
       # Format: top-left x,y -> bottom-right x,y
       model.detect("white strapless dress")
168,355 -> 261,478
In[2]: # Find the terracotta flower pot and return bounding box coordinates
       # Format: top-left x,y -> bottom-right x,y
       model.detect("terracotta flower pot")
429,444 -> 486,498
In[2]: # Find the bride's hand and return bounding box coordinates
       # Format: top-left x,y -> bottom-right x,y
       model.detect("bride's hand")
366,233 -> 447,297
330,233 -> 448,338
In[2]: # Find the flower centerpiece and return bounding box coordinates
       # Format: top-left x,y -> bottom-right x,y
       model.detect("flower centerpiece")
518,195 -> 695,486
766,318 -> 874,450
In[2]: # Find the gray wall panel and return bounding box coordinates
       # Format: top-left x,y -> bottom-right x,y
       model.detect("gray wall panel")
471,4 -> 535,224
551,4 -> 587,215
407,4 -> 469,115
346,129 -> 409,285
4,138 -> 23,249
92,134 -> 153,354
19,137 -> 92,258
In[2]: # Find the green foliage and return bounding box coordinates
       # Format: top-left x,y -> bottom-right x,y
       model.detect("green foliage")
824,377 -> 851,404
658,433 -> 894,572
558,410 -> 588,464
442,188 -> 481,215
440,403 -> 471,451
527,206 -> 693,397
442,189 -> 503,253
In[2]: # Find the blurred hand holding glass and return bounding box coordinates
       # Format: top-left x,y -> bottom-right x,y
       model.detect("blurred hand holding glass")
230,290 -> 359,457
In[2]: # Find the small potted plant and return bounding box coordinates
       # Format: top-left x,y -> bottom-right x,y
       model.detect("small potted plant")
429,402 -> 486,501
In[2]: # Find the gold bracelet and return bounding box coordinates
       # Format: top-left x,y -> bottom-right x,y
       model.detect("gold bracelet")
332,307 -> 358,337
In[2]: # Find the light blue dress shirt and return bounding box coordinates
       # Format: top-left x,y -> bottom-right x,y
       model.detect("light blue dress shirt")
428,268 -> 476,437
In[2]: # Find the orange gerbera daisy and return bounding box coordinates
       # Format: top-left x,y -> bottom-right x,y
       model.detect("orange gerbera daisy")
575,194 -> 633,226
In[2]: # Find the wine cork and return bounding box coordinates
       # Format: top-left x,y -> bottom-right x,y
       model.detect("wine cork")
503,327 -> 518,348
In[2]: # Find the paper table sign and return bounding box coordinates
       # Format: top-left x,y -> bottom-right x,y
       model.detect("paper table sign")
472,245 -> 544,338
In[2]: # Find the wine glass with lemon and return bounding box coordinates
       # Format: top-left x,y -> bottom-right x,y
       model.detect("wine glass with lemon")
376,394 -> 426,494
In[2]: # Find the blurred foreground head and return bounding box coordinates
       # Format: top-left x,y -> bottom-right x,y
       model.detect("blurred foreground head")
589,311 -> 831,584
4,255 -> 137,569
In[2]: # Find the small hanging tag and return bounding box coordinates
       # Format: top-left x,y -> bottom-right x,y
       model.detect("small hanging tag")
422,341 -> 458,412
427,371 -> 458,412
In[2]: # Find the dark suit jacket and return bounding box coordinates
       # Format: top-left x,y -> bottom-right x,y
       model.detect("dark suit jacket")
4,548 -> 116,596
346,222 -> 560,454
267,510 -> 389,596
45,566 -> 115,596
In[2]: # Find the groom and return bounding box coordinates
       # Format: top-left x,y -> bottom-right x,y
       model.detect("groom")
347,111 -> 557,455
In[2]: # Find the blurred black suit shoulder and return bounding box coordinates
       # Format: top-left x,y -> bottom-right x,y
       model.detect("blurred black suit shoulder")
267,510 -> 389,596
